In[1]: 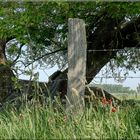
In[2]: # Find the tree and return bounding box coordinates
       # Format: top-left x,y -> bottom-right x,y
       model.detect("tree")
0,1 -> 140,101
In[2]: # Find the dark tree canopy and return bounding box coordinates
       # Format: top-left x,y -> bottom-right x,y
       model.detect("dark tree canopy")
0,1 -> 140,102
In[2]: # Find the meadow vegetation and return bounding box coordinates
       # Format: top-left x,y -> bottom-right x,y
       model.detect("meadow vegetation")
0,93 -> 140,139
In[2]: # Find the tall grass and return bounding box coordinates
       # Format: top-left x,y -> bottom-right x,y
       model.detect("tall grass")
0,98 -> 140,139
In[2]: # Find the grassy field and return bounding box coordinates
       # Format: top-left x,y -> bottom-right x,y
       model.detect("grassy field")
112,93 -> 140,100
0,97 -> 140,139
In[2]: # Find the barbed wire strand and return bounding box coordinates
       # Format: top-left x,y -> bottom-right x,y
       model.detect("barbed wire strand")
46,76 -> 140,82
75,47 -> 140,52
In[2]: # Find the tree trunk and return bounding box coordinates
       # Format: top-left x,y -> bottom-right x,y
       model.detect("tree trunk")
0,39 -> 15,103
0,39 -> 7,65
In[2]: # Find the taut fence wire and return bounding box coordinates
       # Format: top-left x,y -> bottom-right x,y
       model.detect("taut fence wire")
0,47 -> 139,84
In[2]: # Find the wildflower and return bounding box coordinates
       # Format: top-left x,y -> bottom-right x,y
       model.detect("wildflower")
107,99 -> 112,105
111,107 -> 117,112
63,115 -> 67,122
102,97 -> 107,104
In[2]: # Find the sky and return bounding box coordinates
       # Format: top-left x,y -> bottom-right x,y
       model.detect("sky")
19,65 -> 140,90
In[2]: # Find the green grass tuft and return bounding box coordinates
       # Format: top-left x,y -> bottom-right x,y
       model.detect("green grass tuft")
0,98 -> 140,139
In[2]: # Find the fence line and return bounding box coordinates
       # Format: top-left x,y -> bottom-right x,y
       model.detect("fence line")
87,48 -> 140,52
0,77 -> 139,86
0,76 -> 139,89
47,76 -> 140,82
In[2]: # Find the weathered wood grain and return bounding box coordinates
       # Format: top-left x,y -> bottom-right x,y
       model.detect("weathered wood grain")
67,18 -> 87,112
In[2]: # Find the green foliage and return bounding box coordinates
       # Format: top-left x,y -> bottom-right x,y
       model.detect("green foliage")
0,1 -> 140,71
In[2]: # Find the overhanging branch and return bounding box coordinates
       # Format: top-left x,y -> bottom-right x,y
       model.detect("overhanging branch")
10,44 -> 24,66
25,48 -> 67,67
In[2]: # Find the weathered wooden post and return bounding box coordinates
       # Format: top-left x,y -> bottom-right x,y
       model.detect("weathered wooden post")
66,18 -> 87,113
136,84 -> 140,98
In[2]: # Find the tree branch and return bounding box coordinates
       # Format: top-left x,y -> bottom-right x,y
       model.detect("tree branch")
10,44 -> 24,66
25,48 -> 67,67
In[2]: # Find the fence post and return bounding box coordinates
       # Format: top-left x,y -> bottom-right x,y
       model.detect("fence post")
136,83 -> 140,98
66,18 -> 87,113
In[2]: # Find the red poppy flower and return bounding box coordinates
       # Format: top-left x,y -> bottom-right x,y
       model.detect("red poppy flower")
107,99 -> 112,105
111,107 -> 117,112
102,97 -> 107,104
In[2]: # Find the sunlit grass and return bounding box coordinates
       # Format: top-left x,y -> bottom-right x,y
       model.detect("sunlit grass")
0,98 -> 140,139
112,93 -> 140,100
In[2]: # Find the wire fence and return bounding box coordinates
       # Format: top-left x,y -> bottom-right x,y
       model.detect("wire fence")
87,49 -> 133,52
47,76 -> 140,81
0,48 -> 139,85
